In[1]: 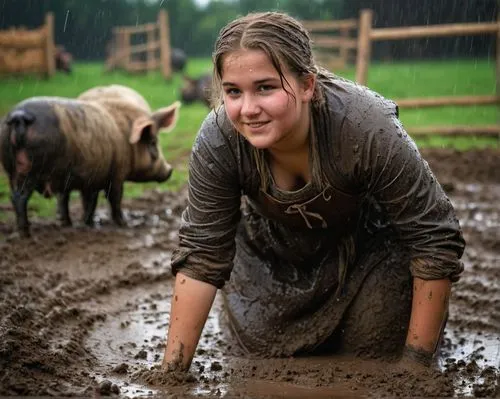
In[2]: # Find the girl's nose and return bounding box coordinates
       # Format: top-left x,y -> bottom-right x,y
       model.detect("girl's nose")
241,94 -> 260,117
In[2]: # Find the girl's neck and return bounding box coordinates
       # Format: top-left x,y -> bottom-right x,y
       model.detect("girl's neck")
268,104 -> 311,160
267,107 -> 312,189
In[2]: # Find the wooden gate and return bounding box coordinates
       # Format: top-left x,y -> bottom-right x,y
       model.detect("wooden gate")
105,10 -> 172,79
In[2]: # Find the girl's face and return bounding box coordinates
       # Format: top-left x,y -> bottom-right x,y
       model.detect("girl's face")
221,48 -> 315,151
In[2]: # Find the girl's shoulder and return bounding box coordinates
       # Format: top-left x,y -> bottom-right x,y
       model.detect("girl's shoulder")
321,73 -> 399,122
193,107 -> 241,152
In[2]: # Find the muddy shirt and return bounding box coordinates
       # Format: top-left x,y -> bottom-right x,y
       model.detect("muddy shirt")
171,75 -> 465,289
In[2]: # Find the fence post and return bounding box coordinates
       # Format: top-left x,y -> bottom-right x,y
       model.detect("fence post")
339,26 -> 348,70
105,30 -> 117,70
44,12 -> 55,78
496,7 -> 500,127
158,9 -> 172,79
118,31 -> 126,68
355,9 -> 373,86
123,31 -> 131,71
147,27 -> 155,72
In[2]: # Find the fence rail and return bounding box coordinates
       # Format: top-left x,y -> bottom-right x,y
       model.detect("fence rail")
407,125 -> 500,137
370,22 -> 500,41
395,95 -> 500,109
351,8 -> 500,138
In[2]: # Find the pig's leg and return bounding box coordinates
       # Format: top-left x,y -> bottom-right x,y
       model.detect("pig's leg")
10,175 -> 36,237
106,182 -> 126,227
56,192 -> 72,226
81,189 -> 99,227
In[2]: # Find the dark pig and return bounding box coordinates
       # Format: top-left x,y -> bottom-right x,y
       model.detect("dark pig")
171,48 -> 187,73
180,74 -> 212,108
55,45 -> 73,74
0,96 -> 180,236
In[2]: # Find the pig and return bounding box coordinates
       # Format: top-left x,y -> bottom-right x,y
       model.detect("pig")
55,45 -> 73,74
180,74 -> 212,108
0,96 -> 180,237
171,48 -> 187,73
61,85 -> 157,220
78,85 -> 173,134
79,84 -> 151,113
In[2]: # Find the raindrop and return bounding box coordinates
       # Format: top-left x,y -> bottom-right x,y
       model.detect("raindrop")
63,10 -> 70,33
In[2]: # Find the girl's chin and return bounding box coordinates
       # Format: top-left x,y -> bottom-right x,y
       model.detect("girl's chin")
246,136 -> 275,149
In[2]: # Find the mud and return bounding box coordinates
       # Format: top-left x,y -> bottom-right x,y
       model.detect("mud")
0,148 -> 499,398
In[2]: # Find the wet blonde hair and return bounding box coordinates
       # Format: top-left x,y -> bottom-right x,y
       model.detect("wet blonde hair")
211,11 -> 334,190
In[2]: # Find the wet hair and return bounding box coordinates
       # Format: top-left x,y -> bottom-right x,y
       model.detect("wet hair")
211,11 -> 324,108
211,11 -> 336,191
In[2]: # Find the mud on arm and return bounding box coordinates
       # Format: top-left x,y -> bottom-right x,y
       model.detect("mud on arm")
163,113 -> 242,370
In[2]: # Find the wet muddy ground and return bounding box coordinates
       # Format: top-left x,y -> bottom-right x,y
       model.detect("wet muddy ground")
0,148 -> 499,398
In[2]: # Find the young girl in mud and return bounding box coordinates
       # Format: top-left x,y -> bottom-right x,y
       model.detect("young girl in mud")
162,11 -> 465,371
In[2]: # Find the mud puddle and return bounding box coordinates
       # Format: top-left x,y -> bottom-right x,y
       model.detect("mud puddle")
87,280 -> 499,398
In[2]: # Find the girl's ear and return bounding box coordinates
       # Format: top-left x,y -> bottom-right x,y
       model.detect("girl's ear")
301,74 -> 317,102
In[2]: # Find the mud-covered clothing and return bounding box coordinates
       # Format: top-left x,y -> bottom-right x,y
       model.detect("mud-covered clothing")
171,75 -> 465,356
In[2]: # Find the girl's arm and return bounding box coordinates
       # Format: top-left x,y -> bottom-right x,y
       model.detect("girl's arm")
334,87 -> 464,365
163,112 -> 242,370
404,276 -> 450,365
162,272 -> 217,370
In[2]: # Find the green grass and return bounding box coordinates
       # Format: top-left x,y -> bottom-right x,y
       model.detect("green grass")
0,58 -> 498,220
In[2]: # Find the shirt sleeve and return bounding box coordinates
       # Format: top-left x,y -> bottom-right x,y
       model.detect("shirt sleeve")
170,111 -> 242,288
336,88 -> 465,282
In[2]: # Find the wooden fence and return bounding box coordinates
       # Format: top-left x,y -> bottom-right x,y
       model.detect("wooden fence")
105,10 -> 172,79
354,9 -> 500,137
0,13 -> 55,78
302,18 -> 358,70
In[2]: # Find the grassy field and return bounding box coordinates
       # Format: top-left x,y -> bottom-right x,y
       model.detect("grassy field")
0,58 -> 498,220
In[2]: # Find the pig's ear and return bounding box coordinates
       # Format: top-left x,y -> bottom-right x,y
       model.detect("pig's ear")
130,116 -> 154,144
153,101 -> 181,134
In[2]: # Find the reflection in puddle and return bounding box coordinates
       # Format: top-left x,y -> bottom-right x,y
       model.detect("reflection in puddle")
440,329 -> 500,396
86,283 -> 229,397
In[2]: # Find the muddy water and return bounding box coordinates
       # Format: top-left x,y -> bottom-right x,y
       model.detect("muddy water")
0,148 -> 499,397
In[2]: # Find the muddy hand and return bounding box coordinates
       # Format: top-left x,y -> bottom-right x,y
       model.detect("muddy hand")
402,344 -> 434,367
391,345 -> 436,375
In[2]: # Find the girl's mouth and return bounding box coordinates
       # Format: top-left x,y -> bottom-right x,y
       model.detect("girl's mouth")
245,121 -> 270,128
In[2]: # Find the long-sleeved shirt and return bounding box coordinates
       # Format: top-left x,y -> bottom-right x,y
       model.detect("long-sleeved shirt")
171,74 -> 465,289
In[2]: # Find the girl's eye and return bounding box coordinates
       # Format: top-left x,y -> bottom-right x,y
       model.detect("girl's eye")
258,85 -> 274,92
224,88 -> 240,96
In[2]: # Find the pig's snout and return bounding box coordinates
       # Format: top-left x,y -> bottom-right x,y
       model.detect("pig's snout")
6,109 -> 36,147
156,163 -> 173,182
